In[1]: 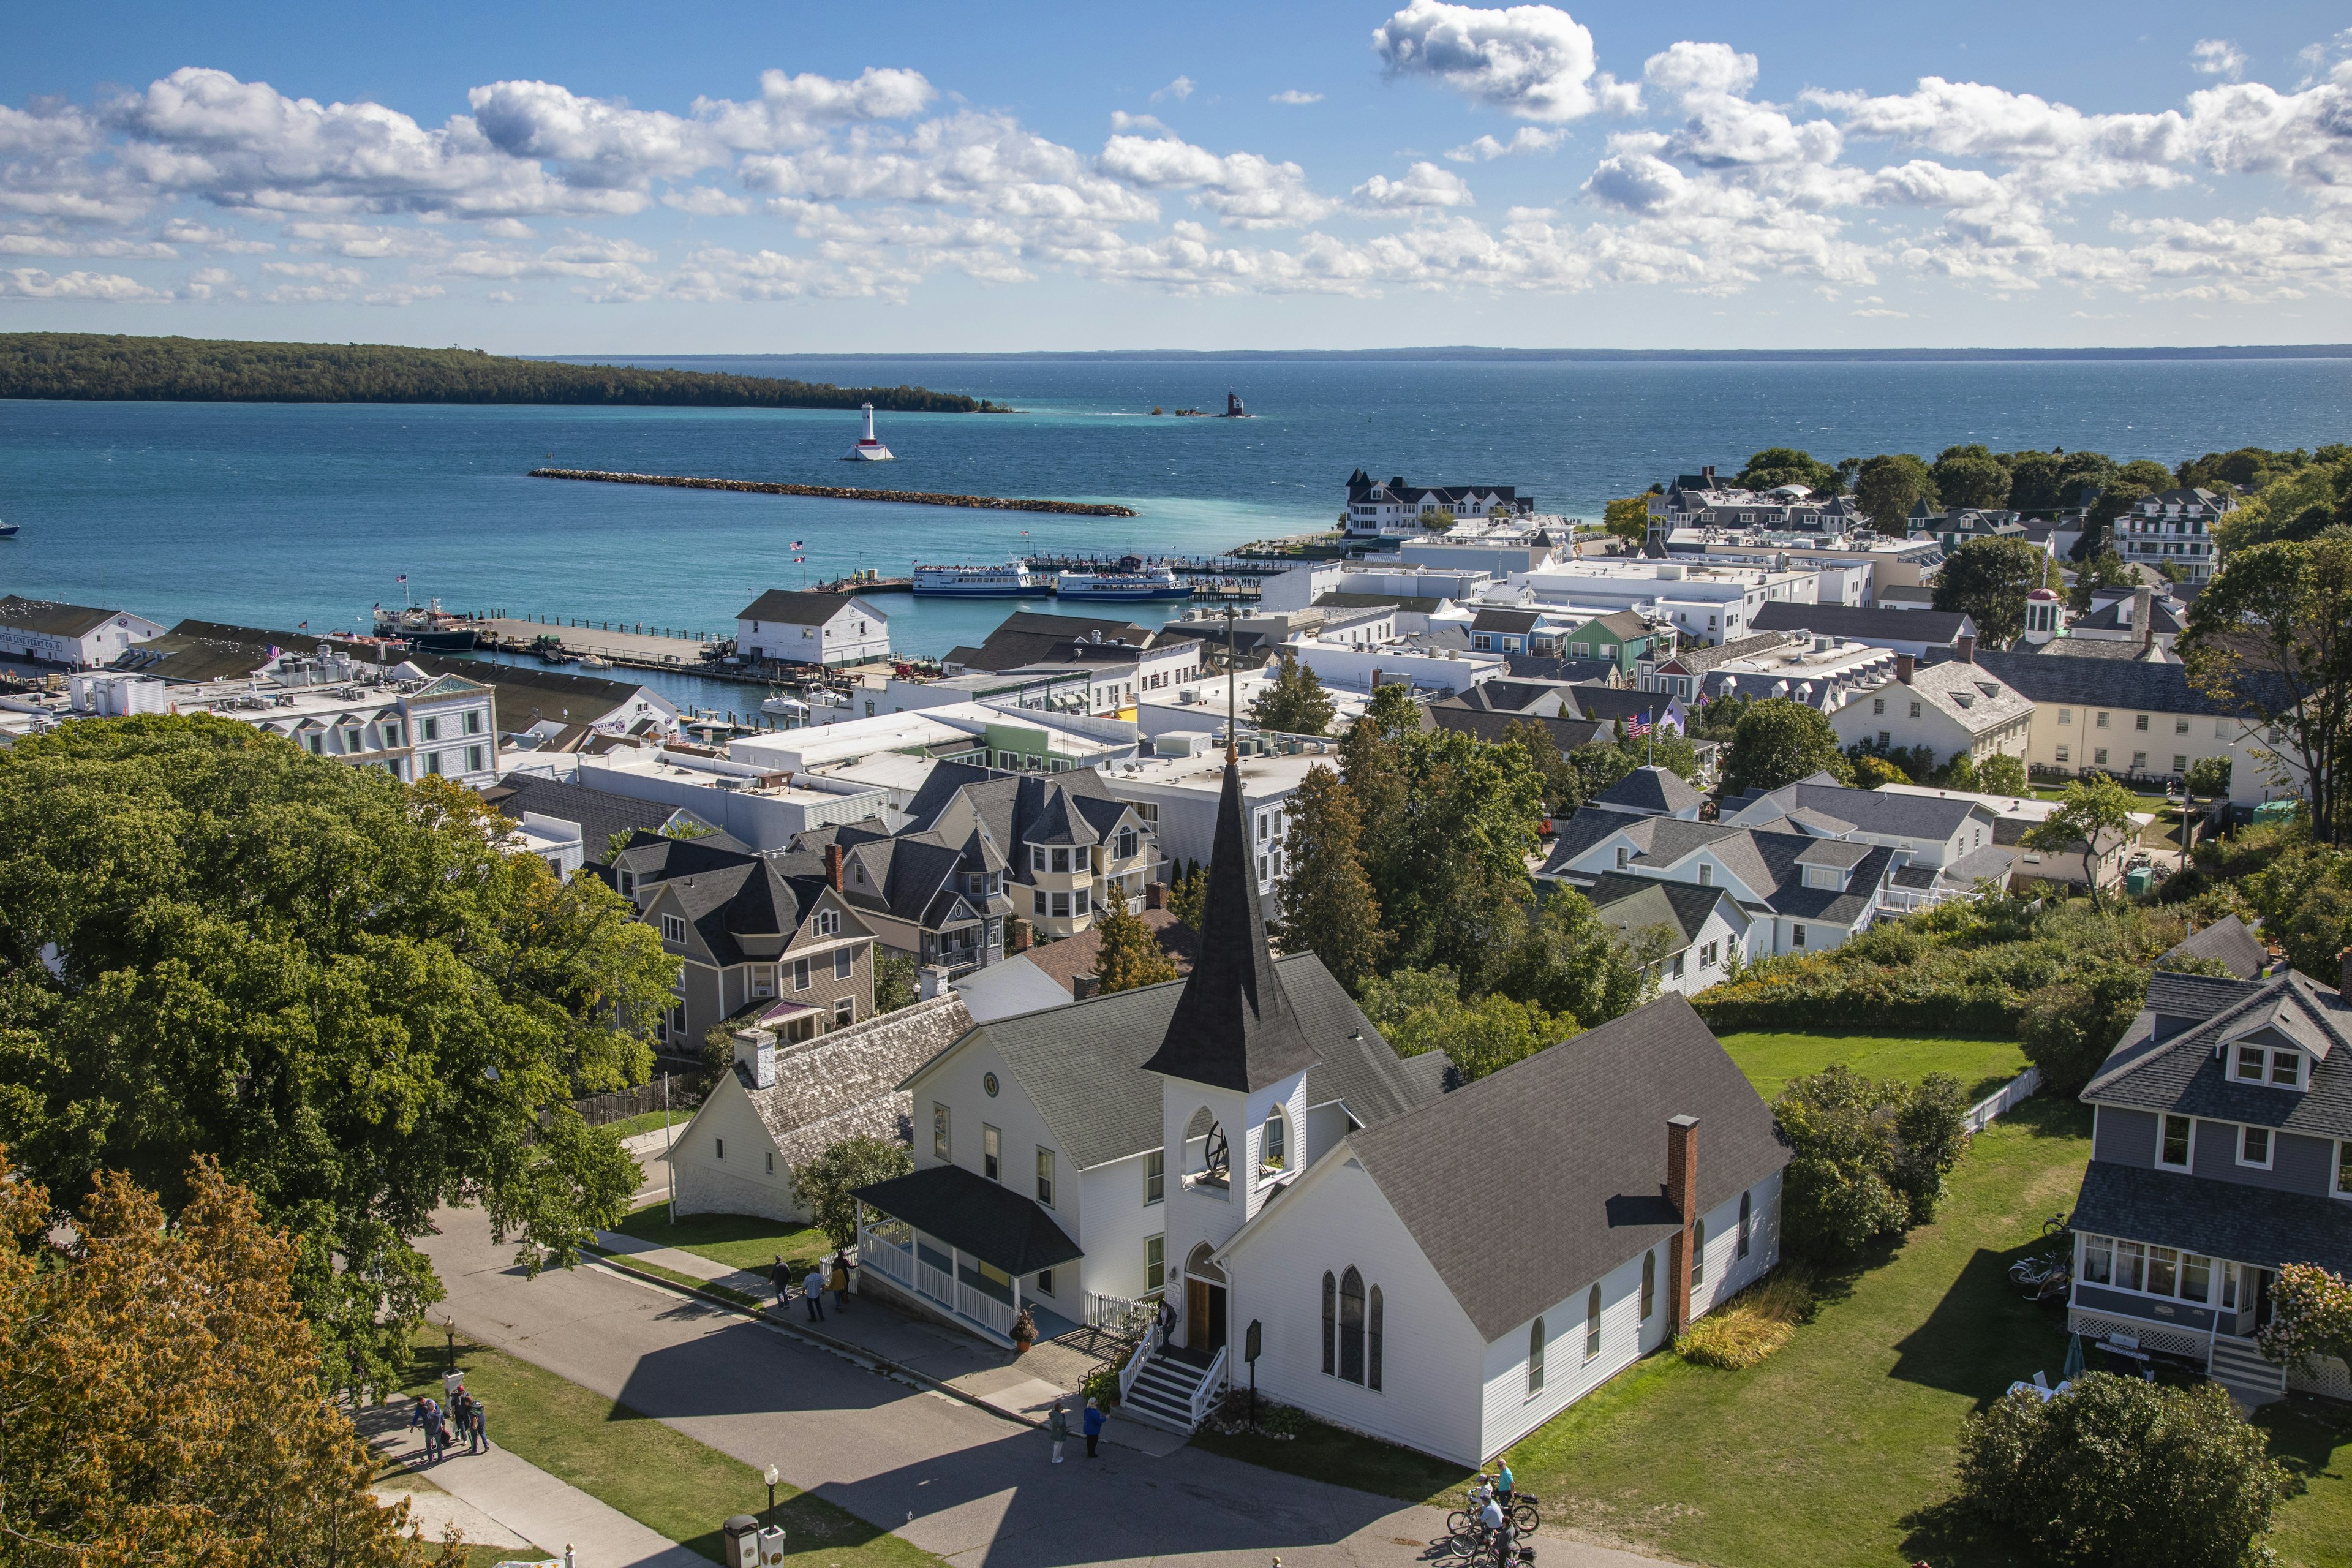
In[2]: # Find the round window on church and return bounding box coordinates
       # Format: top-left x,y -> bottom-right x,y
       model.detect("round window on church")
983,1072 -> 999,1097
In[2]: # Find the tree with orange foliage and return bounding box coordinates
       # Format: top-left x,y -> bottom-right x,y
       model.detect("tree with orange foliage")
0,1147 -> 453,1568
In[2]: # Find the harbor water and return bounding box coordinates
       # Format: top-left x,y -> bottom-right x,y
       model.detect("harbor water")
7,355 -> 2352,710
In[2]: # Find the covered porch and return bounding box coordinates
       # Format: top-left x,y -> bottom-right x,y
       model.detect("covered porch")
853,1163 -> 1084,1348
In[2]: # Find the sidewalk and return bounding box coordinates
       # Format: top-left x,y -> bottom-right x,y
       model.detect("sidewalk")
589,1227 -> 1184,1457
362,1396 -> 705,1568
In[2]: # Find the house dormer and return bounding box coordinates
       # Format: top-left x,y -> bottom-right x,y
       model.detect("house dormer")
2218,1005 -> 2327,1091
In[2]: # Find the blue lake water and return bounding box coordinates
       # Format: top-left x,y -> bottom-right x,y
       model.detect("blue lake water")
6,355 -> 2351,709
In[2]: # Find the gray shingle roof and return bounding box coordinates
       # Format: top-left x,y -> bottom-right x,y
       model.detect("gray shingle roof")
1582,873 -> 1732,946
1428,707 -> 1603,754
1751,602 -> 1971,645
1973,651 -> 2269,719
2072,1159 -> 2352,1276
1472,609 -> 1544,634
737,589 -> 883,627
1347,994 -> 1790,1341
1593,765 -> 1702,817
944,954 -> 1441,1170
0,595 -> 121,639
2085,971 -> 2352,1139
1731,780 -> 1981,842
738,996 -> 973,1167
2159,916 -> 2269,981
488,774 -> 709,867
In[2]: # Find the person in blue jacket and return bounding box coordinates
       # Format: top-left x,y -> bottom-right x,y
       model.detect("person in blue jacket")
1082,1396 -> 1106,1458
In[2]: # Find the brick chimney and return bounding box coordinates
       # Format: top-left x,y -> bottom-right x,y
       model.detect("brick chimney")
1008,918 -> 1033,954
1144,880 -> 1169,911
2339,946 -> 2352,999
1894,652 -> 1916,685
1072,973 -> 1102,1000
1955,633 -> 1976,664
1700,464 -> 1717,487
1665,1114 -> 1700,1338
825,843 -> 844,892
2135,585 -> 2155,654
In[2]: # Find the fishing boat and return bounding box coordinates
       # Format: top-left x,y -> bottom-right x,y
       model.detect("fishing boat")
372,598 -> 477,651
911,562 -> 1037,596
0,517 -> 19,539
578,653 -> 612,670
1055,566 -> 1191,601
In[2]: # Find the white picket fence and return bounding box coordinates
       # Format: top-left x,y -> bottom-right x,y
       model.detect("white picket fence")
1965,1066 -> 2043,1133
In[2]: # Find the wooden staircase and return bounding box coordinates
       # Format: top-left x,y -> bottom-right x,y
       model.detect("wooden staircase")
2207,1333 -> 2288,1406
1119,1346 -> 1218,1434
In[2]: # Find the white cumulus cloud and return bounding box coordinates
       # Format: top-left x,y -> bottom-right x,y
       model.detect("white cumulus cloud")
1353,162 -> 1475,210
1373,0 -> 1637,121
1152,77 -> 1196,104
2192,39 -> 2248,79
1448,126 -> 1568,161
1270,89 -> 1323,105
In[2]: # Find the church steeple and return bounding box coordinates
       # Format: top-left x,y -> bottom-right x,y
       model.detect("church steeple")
1139,758 -> 1320,1093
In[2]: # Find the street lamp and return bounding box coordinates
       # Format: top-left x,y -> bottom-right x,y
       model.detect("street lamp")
764,1464 -> 780,1517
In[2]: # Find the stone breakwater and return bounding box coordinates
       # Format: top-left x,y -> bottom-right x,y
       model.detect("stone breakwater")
529,467 -> 1138,517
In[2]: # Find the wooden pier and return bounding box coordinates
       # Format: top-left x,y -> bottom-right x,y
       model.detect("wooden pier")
529,468 -> 1139,517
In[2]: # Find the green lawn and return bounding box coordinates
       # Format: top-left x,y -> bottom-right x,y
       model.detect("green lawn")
603,1107 -> 696,1139
1201,1099 -> 2351,1568
609,1202 -> 834,1276
1716,1030 -> 2030,1102
391,1332 -> 940,1568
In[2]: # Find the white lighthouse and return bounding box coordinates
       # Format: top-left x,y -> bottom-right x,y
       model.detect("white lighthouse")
845,402 -> 894,461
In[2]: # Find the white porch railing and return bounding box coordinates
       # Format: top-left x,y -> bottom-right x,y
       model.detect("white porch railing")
1188,1345 -> 1230,1428
959,1280 -> 1019,1338
859,1228 -> 914,1290
1086,1289 -> 1159,1343
1965,1067 -> 2043,1133
1119,1341 -> 1152,1406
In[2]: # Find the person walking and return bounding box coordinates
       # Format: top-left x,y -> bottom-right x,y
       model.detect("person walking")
1154,1297 -> 1175,1351
466,1397 -> 489,1455
828,1251 -> 851,1314
1047,1401 -> 1068,1464
1082,1396 -> 1104,1459
410,1396 -> 443,1463
802,1264 -> 826,1322
770,1255 -> 791,1311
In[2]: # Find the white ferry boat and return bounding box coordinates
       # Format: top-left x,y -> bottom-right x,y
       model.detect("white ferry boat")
1055,567 -> 1192,601
911,562 -> 1037,596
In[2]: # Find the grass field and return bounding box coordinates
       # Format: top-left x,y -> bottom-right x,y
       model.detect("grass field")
1716,1030 -> 2030,1102
1197,1098 -> 2352,1568
603,1107 -> 695,1139
609,1202 -> 834,1276
391,1332 -> 940,1568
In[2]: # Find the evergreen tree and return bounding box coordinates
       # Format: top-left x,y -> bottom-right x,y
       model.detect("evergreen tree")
1275,765 -> 1389,990
1249,652 -> 1337,736
1094,899 -> 1180,992
1165,859 -> 1209,932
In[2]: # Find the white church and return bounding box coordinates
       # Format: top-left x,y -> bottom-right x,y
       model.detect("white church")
850,751 -> 1791,1465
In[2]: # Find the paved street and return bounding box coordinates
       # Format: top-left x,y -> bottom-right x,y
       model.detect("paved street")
424,1205 -> 1670,1568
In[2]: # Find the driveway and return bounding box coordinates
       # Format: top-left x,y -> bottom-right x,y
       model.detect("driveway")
423,1205 -> 1669,1568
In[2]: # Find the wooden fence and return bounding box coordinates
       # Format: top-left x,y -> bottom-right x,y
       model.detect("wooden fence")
572,1072 -> 703,1126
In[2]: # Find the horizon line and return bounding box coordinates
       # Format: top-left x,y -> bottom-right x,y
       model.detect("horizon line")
532,344 -> 2352,364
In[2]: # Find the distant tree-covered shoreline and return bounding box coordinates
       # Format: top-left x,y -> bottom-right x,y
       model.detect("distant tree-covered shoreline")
0,333 -> 1005,412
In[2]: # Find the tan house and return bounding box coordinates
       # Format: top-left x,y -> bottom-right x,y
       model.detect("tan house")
614,832 -> 878,1057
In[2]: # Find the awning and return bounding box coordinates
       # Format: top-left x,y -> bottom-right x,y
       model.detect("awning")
854,1163 -> 1084,1276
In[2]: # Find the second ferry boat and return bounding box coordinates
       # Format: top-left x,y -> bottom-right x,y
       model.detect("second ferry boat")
1055,565 -> 1192,601
911,562 -> 1037,596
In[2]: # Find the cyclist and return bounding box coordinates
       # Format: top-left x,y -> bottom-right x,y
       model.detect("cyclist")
1494,1461 -> 1515,1506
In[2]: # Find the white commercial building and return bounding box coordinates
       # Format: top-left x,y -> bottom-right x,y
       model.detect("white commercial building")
571,743 -> 895,853
735,589 -> 891,668
1098,747 -> 1338,917
1506,559 -> 1821,648
0,596 -> 166,671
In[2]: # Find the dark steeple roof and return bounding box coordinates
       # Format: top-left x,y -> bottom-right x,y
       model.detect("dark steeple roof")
1139,760 -> 1321,1093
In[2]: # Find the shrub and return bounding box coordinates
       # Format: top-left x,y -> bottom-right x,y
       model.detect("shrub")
2016,960 -> 2149,1096
1675,1270 -> 1815,1370
1775,1066 -> 1971,1262
1956,1374 -> 2290,1568
1082,1349 -> 1129,1409
791,1135 -> 912,1248
2256,1261 -> 2352,1379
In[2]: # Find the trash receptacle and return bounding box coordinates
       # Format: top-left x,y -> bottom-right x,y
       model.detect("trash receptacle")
759,1526 -> 787,1566
2124,867 -> 2155,896
722,1515 -> 764,1568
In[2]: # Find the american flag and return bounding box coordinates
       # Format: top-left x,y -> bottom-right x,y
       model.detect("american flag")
1627,709 -> 1654,737
791,540 -> 805,548
298,620 -> 309,631
395,574 -> 407,584
793,555 -> 804,563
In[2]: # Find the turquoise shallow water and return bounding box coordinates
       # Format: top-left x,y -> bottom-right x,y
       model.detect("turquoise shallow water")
5,355 -> 2351,699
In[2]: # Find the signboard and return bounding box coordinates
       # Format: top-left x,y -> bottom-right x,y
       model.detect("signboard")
1245,1319 -> 1262,1364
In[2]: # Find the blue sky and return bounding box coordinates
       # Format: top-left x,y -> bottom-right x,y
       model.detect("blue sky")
5,1 -> 2351,352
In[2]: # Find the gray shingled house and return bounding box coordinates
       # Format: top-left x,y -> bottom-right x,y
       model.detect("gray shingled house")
2070,960 -> 2352,1404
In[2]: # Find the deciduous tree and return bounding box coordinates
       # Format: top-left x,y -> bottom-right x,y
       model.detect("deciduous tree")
1774,1066 -> 1970,1260
1248,651 -> 1336,737
1853,453 -> 1937,533
1931,535 -> 2050,648
0,1148 -> 451,1568
1721,697 -> 1853,794
1275,765 -> 1388,991
0,716 -> 675,1395
1603,494 -> 1652,543
2257,1262 -> 2352,1382
2180,527 -> 2352,843
1930,443 -> 2011,509
1735,447 -> 1841,494
2023,774 -> 2143,906
793,1135 -> 913,1249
